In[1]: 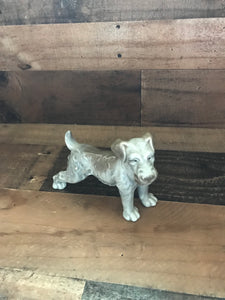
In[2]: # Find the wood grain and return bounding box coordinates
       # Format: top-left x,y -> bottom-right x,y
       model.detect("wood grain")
0,19 -> 225,71
0,188 -> 224,298
0,71 -> 140,125
0,0 -> 225,25
1,70 -> 225,128
142,70 -> 225,128
1,124 -> 225,153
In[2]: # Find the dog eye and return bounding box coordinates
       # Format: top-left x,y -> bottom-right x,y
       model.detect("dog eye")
129,158 -> 139,164
147,156 -> 153,161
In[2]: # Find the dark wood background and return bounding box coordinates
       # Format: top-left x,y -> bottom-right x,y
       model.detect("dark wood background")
1,0 -> 225,25
0,0 -> 225,127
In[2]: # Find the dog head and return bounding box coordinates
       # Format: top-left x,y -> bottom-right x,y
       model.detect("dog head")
111,133 -> 158,185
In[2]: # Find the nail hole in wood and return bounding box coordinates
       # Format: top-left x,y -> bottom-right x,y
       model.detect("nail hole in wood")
43,151 -> 51,155
117,53 -> 122,58
116,24 -> 120,29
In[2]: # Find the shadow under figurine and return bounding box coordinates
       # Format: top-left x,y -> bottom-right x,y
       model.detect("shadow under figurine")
53,131 -> 158,222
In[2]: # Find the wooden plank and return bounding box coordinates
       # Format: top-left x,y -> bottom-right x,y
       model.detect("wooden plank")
1,124 -> 225,153
82,281 -> 223,300
41,147 -> 225,206
0,0 -> 225,25
0,268 -> 85,300
0,143 -> 62,191
0,71 -> 21,122
142,70 -> 225,128
0,71 -> 140,125
0,19 -> 225,71
0,188 -> 224,298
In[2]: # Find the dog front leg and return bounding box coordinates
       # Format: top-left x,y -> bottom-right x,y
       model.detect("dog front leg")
118,188 -> 140,222
138,185 -> 158,207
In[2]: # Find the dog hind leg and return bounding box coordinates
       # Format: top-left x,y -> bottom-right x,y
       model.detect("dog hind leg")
52,155 -> 90,190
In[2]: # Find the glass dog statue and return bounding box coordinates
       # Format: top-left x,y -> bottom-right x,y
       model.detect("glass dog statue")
53,131 -> 158,222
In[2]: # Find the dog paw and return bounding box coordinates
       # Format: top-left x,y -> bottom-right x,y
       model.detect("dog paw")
141,193 -> 158,207
123,207 -> 140,222
52,177 -> 67,190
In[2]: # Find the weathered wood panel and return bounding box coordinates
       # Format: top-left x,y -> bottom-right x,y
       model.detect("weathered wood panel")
0,188 -> 225,298
141,70 -> 225,128
0,19 -> 225,71
0,0 -> 225,25
0,71 -> 140,125
1,124 -> 225,153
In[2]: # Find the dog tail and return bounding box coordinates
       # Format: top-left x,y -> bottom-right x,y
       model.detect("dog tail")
65,130 -> 79,151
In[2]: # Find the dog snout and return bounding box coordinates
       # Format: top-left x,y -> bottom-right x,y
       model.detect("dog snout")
140,174 -> 154,182
138,167 -> 157,184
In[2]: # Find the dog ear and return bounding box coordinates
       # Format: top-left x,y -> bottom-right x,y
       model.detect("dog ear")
142,133 -> 154,150
111,139 -> 128,161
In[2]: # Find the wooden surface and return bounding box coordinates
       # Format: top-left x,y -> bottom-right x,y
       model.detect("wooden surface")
1,0 -> 225,25
142,70 -> 225,128
0,124 -> 225,298
1,70 -> 225,127
0,71 -> 140,125
0,19 -> 225,71
1,0 -> 225,297
1,123 -> 225,153
0,188 -> 224,298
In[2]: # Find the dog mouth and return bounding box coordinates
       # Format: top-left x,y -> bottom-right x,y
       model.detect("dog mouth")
134,175 -> 155,185
134,171 -> 158,185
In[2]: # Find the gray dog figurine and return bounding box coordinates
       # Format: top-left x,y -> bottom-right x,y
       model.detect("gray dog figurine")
53,131 -> 158,222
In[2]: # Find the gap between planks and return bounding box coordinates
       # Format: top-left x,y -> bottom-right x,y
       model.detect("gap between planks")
1,123 -> 225,153
0,188 -> 224,298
